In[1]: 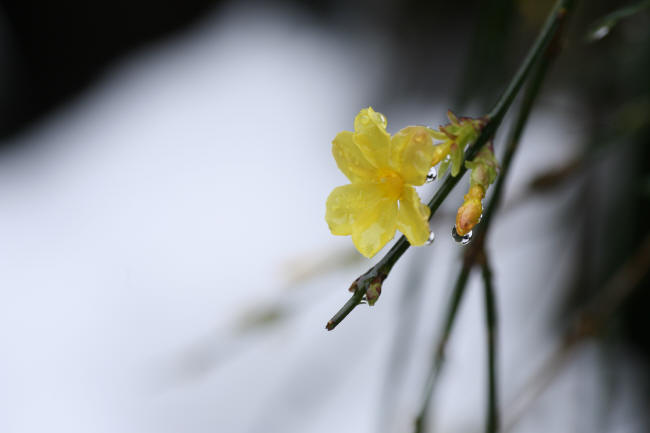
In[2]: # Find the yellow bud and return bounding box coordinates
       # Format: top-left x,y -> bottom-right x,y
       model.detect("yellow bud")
455,198 -> 483,236
464,184 -> 485,202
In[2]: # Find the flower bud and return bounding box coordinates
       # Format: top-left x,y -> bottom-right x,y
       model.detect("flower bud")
465,184 -> 485,201
455,198 -> 483,236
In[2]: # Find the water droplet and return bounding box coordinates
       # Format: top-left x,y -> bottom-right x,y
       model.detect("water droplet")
360,115 -> 370,124
425,231 -> 435,245
426,167 -> 437,183
377,113 -> 386,124
451,226 -> 472,245
590,25 -> 610,41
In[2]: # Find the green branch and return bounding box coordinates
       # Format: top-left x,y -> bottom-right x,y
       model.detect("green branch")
414,258 -> 472,432
325,0 -> 574,331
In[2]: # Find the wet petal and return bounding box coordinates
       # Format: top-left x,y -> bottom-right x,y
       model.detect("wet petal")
397,186 -> 431,246
326,182 -> 398,257
325,183 -> 386,235
390,126 -> 435,186
426,127 -> 449,141
353,107 -> 391,169
332,131 -> 377,182
350,197 -> 398,258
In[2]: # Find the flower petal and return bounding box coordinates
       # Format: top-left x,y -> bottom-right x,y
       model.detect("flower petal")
332,131 -> 377,182
390,126 -> 435,186
353,107 -> 391,169
397,186 -> 431,246
325,183 -> 387,236
351,197 -> 398,258
325,183 -> 398,257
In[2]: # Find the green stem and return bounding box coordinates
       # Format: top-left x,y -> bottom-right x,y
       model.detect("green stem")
325,0 -> 573,331
481,254 -> 499,433
482,36 -> 558,236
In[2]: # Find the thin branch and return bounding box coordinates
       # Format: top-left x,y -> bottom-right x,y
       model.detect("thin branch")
414,258 -> 473,433
325,0 -> 574,331
378,253 -> 430,433
481,253 -> 499,433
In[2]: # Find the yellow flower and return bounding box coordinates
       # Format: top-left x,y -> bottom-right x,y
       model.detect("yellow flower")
325,107 -> 435,258
455,185 -> 485,236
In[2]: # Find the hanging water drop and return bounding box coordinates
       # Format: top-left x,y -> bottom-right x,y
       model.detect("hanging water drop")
426,167 -> 438,183
590,25 -> 610,41
451,226 -> 472,245
425,231 -> 435,245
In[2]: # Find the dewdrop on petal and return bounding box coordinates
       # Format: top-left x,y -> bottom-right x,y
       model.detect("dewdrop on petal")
426,167 -> 438,183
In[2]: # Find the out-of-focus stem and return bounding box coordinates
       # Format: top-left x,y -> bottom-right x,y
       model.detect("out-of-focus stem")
414,259 -> 472,432
481,254 -> 499,433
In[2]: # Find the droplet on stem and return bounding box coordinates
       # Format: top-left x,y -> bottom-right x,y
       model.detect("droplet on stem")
425,231 -> 435,245
590,25 -> 610,41
451,226 -> 472,245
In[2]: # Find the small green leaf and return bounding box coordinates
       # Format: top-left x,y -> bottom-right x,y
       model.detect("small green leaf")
450,145 -> 464,177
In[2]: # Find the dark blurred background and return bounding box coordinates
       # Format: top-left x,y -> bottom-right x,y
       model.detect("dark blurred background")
3,0 -> 644,139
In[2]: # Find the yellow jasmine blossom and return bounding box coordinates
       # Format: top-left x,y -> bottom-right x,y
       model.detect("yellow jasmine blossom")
326,107 -> 435,258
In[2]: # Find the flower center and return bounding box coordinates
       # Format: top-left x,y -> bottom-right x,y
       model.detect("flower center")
376,169 -> 404,200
